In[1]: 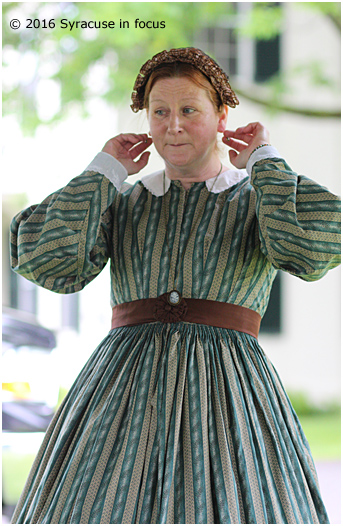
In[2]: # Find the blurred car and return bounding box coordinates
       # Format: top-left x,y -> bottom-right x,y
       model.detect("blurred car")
2,308 -> 59,510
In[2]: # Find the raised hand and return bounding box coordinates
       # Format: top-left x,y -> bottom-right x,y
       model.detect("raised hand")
222,122 -> 270,169
102,133 -> 153,175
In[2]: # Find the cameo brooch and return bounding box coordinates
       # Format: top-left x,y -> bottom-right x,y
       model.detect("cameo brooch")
153,292 -> 188,323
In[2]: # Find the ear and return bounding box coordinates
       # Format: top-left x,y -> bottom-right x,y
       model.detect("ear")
217,105 -> 229,133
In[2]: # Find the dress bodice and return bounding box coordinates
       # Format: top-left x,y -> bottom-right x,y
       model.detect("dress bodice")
10,157 -> 341,317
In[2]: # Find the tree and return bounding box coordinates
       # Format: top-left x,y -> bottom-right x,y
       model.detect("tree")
3,2 -> 235,132
3,2 -> 340,134
233,2 -> 340,118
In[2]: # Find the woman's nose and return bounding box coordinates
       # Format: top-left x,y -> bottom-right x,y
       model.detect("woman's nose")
167,113 -> 183,134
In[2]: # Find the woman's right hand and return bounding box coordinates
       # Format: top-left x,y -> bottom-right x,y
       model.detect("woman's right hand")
102,133 -> 153,175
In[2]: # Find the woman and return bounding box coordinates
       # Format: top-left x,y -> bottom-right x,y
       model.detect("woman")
10,48 -> 340,524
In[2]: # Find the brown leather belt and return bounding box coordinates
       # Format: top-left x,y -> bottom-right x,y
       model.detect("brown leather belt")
111,293 -> 261,339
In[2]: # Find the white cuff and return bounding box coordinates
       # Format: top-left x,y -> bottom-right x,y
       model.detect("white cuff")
85,152 -> 128,189
246,145 -> 282,177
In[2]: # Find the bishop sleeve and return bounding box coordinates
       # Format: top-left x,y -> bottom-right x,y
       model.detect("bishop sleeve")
10,153 -> 128,293
248,149 -> 341,281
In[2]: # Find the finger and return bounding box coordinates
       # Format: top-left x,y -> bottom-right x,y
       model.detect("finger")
116,133 -> 150,147
118,136 -> 152,155
224,122 -> 264,135
121,133 -> 148,142
128,138 -> 153,159
228,149 -> 238,164
133,151 -> 151,170
128,136 -> 153,150
235,122 -> 261,134
237,123 -> 270,142
223,134 -> 249,144
222,137 -> 248,152
223,129 -> 238,138
223,130 -> 253,142
223,135 -> 250,148
224,123 -> 261,139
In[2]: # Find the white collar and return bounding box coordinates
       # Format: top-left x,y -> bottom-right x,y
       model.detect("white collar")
140,168 -> 248,197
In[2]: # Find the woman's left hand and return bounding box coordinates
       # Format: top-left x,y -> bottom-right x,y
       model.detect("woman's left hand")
222,122 -> 270,169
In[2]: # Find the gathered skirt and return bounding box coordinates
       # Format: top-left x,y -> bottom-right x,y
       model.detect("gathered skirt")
11,322 -> 329,524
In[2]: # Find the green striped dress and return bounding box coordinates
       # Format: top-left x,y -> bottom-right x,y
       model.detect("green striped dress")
10,150 -> 340,524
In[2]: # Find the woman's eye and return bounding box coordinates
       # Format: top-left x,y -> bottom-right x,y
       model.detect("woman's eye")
155,109 -> 166,116
183,107 -> 195,114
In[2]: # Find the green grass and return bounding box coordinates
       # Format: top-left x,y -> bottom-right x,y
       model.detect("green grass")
288,392 -> 341,461
2,451 -> 36,505
298,411 -> 341,460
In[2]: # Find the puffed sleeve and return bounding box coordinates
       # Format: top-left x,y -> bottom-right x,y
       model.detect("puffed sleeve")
10,153 -> 129,293
248,147 -> 341,281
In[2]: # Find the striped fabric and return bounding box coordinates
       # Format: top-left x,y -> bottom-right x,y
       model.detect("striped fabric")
10,157 -> 340,524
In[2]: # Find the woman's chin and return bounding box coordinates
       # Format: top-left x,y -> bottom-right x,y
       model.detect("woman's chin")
163,153 -> 192,168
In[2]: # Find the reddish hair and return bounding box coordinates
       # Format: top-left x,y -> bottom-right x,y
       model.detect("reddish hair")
143,62 -> 224,114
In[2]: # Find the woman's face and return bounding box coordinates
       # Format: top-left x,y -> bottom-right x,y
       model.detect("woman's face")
148,77 -> 227,172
